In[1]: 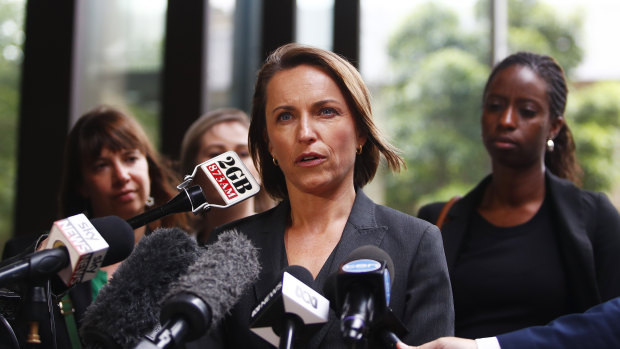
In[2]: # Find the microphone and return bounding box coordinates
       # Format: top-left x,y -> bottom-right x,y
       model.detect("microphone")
80,227 -> 201,349
127,151 -> 260,229
249,265 -> 330,349
126,185 -> 206,229
324,245 -> 406,347
176,150 -> 260,211
134,229 -> 260,349
0,214 -> 134,288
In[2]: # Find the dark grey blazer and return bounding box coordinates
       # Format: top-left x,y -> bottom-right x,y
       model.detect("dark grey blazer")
418,171 -> 620,313
199,189 -> 454,348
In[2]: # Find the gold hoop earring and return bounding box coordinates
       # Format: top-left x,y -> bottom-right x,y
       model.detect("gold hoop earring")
356,144 -> 363,155
546,139 -> 555,152
272,157 -> 279,166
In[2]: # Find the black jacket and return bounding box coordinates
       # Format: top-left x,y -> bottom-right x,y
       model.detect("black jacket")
418,171 -> 620,313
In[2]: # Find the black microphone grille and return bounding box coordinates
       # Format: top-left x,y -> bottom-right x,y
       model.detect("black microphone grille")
344,245 -> 395,284
283,265 -> 314,286
90,215 -> 135,266
165,229 -> 261,325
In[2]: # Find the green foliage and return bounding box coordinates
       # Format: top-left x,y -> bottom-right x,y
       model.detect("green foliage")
567,82 -> 620,190
0,0 -> 24,250
384,48 -> 490,214
475,0 -> 584,75
382,0 -> 617,215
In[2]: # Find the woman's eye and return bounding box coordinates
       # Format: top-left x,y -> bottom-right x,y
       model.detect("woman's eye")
319,107 -> 337,117
124,150 -> 144,164
124,155 -> 139,164
277,112 -> 293,122
92,162 -> 107,171
237,149 -> 250,158
485,102 -> 503,112
520,108 -> 537,118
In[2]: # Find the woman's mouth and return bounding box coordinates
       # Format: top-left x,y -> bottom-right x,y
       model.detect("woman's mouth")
492,137 -> 517,149
116,190 -> 137,202
295,153 -> 326,166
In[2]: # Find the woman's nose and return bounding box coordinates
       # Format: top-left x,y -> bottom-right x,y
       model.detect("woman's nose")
113,163 -> 131,183
297,115 -> 317,143
499,106 -> 517,129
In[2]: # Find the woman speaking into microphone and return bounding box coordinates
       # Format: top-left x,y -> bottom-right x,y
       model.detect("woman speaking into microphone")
199,43 -> 454,348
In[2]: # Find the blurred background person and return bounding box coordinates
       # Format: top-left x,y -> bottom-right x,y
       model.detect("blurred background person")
59,105 -> 189,346
418,52 -> 620,339
179,108 -> 275,243
3,105 -> 190,348
201,43 -> 453,348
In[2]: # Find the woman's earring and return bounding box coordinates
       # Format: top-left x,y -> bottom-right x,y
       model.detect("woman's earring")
272,157 -> 279,166
546,139 -> 555,152
145,196 -> 155,207
356,144 -> 363,155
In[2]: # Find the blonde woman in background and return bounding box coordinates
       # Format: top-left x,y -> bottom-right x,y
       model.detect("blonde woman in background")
180,108 -> 275,243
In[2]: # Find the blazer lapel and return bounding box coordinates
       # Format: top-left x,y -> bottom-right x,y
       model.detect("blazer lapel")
546,171 -> 599,309
251,201 -> 290,303
311,189 -> 388,348
441,175 -> 490,275
328,190 -> 388,273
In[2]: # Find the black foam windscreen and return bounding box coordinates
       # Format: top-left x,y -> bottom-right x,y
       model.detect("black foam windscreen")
80,227 -> 201,349
161,229 -> 261,329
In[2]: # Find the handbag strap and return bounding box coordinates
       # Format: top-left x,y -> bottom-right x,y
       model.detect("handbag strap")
435,196 -> 461,230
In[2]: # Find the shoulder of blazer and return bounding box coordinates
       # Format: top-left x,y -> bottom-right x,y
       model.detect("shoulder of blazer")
417,202 -> 448,225
546,171 -> 595,226
546,170 -> 618,239
418,174 -> 492,229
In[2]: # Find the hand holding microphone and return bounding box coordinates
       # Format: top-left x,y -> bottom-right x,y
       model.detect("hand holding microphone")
249,265 -> 330,349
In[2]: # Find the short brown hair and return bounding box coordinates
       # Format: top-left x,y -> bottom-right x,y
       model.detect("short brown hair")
59,105 -> 188,230
249,43 -> 404,200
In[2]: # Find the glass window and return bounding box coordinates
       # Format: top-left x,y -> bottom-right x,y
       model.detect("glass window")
0,0 -> 25,249
206,0 -> 236,110
71,0 -> 167,145
296,0 -> 334,50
